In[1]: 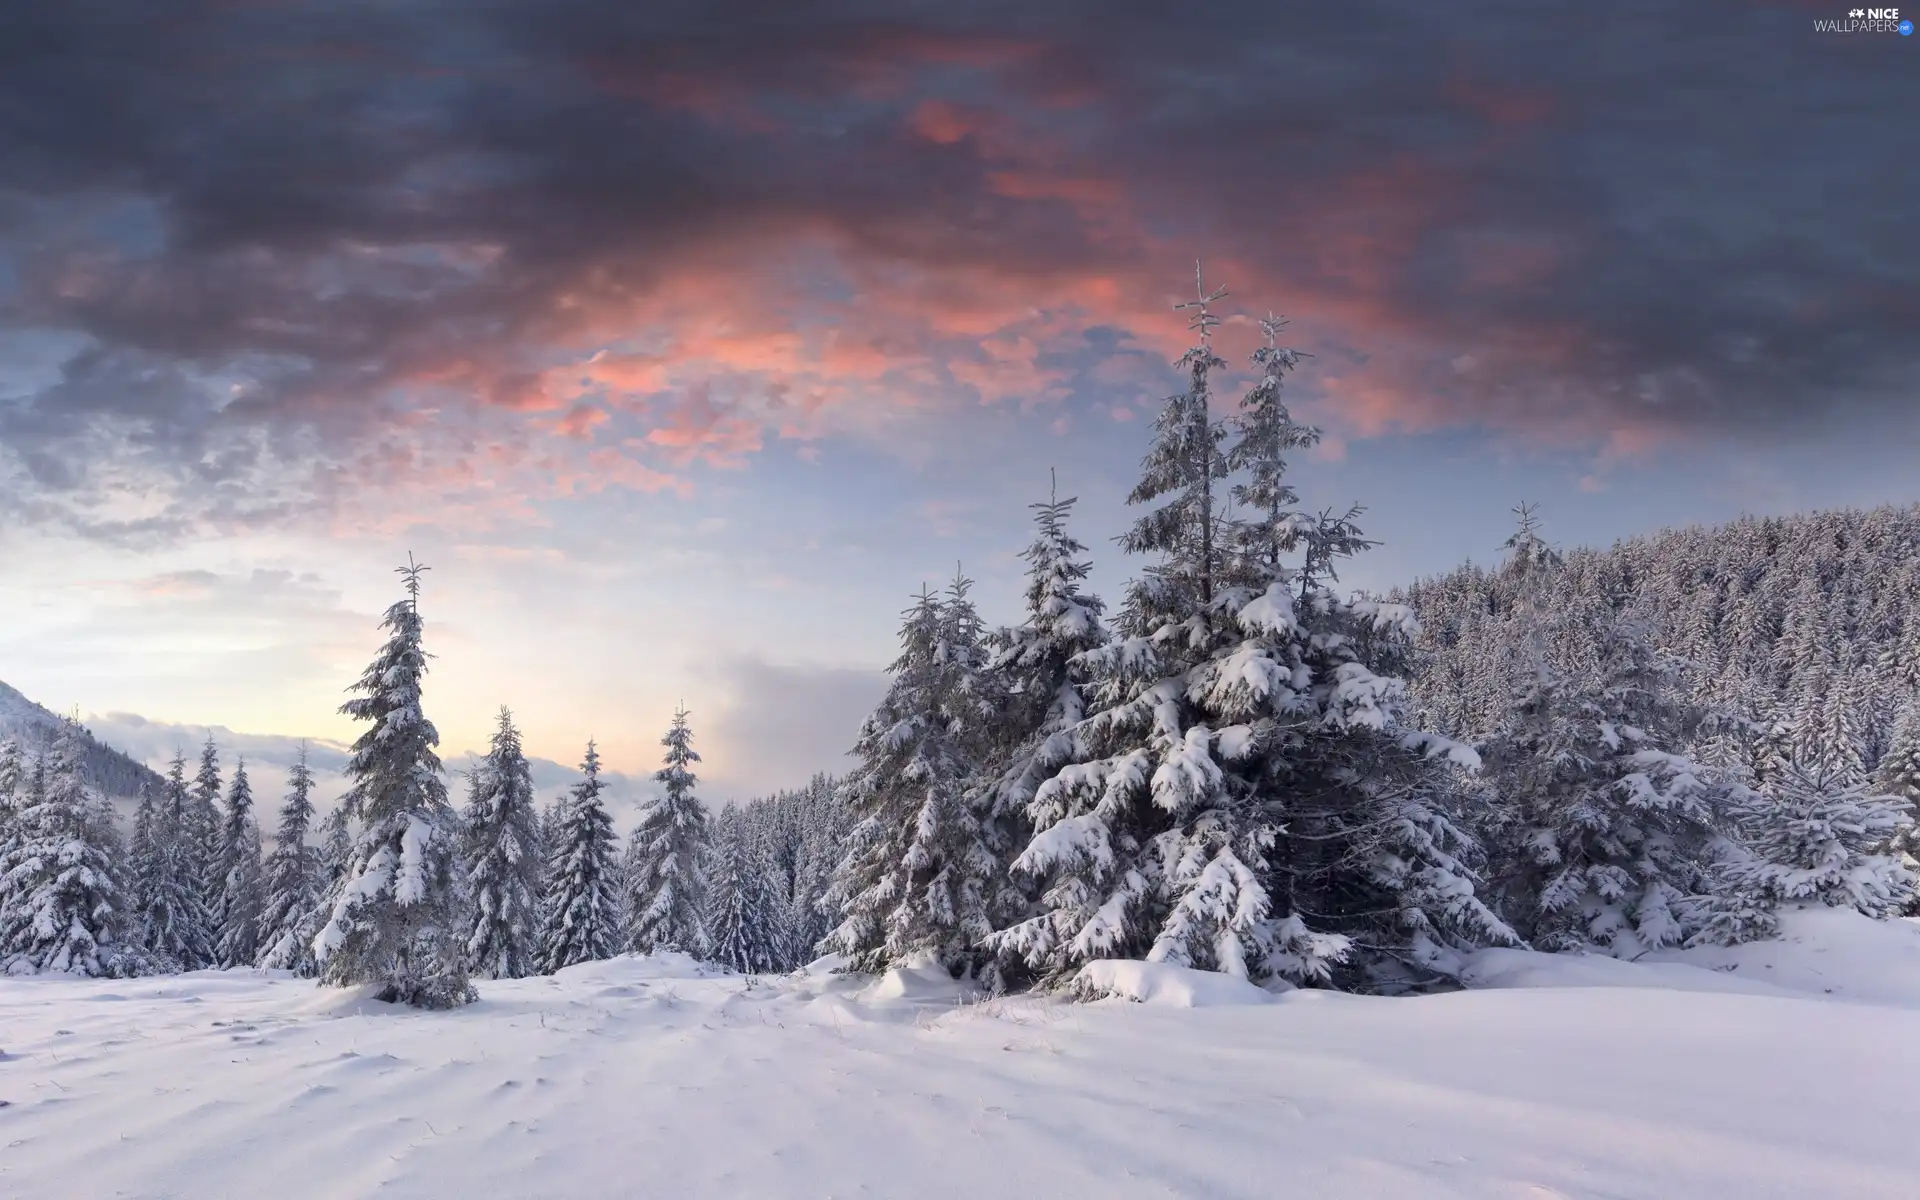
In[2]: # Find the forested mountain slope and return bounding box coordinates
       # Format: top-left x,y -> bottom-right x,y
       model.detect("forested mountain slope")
1400,503 -> 1920,774
0,678 -> 166,799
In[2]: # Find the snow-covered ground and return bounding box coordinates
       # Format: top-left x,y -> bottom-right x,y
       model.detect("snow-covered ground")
5,910 -> 1919,1200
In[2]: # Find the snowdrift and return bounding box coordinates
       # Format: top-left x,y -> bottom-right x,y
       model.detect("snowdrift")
1073,958 -> 1283,1006
2,911 -> 1918,1199
1462,905 -> 1920,1007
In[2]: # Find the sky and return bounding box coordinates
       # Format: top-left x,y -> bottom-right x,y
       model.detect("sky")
0,0 -> 1915,810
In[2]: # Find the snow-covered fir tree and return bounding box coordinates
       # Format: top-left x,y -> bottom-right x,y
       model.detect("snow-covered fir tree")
0,753 -> 43,968
312,803 -> 354,925
460,707 -> 542,980
0,741 -> 19,933
1877,701 -> 1920,904
81,785 -> 128,921
1223,311 -> 1319,579
990,275 -> 1512,990
980,483 -> 1111,912
126,780 -> 159,933
536,740 -> 620,973
132,752 -> 214,970
213,758 -> 265,968
1711,761 -> 1914,929
190,736 -> 225,929
1497,502 -> 1562,582
257,744 -> 323,974
821,572 -> 1003,976
624,706 -> 713,955
0,736 -> 22,833
705,816 -> 784,974
937,570 -> 1009,960
313,559 -> 473,1008
978,270 -> 1249,981
0,720 -> 128,976
1478,591 -> 1735,955
1798,666 -> 1868,783
534,794 -> 565,923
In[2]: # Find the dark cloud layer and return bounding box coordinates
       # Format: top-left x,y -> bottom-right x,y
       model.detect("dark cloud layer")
1,0 -> 1914,539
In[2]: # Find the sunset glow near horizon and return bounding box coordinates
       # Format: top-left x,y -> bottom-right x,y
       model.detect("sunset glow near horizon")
1,1 -> 1914,804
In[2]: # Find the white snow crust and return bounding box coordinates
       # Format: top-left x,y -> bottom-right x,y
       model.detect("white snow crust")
1074,958 -> 1283,1006
3,908 -> 1919,1198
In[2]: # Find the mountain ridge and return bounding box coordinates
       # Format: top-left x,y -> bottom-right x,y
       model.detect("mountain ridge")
0,678 -> 168,799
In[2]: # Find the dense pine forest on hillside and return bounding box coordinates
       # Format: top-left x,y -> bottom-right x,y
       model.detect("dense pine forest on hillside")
1404,504 -> 1920,779
0,680 -> 166,800
2,275 -> 1914,1000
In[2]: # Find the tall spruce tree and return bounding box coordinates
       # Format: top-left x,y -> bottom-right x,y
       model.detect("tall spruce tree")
983,488 -> 1111,857
987,270 -> 1257,982
313,558 -> 473,1008
938,571 -> 1007,963
135,752 -> 214,970
624,706 -> 712,955
992,277 -> 1511,990
0,721 -> 126,976
190,736 -> 225,932
537,741 -> 620,973
214,758 -> 265,968
978,487 -> 1111,979
257,745 -> 323,974
461,707 -> 542,980
821,575 -> 1001,975
82,784 -> 129,937
126,781 -> 160,940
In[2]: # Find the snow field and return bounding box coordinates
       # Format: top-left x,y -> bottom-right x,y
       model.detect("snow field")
4,909 -> 1920,1200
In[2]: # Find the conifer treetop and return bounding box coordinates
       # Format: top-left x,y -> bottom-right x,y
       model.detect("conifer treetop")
194,735 -> 221,799
397,552 -> 430,608
1229,311 -> 1321,583
1500,502 -> 1562,581
1174,259 -> 1227,344
227,756 -> 251,804
1121,266 -> 1234,618
657,706 -> 701,794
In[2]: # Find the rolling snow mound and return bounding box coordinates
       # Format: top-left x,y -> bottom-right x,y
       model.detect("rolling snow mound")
1073,958 -> 1284,1006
